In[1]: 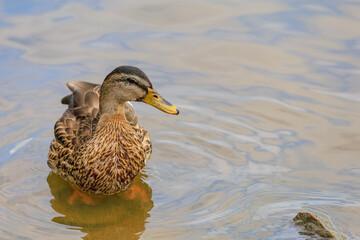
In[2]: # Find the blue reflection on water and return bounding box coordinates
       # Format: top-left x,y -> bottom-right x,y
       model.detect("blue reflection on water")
1,0 -> 100,15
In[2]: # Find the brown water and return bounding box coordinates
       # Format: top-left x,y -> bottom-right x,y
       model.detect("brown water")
0,1 -> 360,239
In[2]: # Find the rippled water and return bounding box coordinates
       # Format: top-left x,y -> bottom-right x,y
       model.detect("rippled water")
1,1 -> 360,239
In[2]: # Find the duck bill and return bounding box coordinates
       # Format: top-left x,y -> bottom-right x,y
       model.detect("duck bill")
141,88 -> 179,115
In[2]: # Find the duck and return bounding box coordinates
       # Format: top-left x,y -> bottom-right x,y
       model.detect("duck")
48,66 -> 179,196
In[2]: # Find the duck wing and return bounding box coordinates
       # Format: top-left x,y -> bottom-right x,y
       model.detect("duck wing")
53,82 -> 100,148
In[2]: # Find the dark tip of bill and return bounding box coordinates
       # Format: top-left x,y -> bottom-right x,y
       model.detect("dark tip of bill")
175,109 -> 180,115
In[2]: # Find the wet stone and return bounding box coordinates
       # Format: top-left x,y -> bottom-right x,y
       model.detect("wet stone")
293,211 -> 347,239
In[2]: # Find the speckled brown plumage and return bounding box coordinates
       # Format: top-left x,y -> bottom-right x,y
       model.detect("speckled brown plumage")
48,111 -> 151,194
48,67 -> 155,195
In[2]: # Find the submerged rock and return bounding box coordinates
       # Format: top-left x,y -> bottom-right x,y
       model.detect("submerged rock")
293,211 -> 347,239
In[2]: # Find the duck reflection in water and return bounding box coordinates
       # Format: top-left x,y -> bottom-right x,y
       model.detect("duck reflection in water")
47,172 -> 153,240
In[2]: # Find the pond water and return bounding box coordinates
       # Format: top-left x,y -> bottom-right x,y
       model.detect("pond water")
0,1 -> 359,239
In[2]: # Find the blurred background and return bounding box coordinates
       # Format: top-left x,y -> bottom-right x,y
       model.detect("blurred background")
0,0 -> 359,239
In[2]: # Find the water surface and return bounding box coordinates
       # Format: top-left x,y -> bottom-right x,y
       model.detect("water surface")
0,0 -> 359,239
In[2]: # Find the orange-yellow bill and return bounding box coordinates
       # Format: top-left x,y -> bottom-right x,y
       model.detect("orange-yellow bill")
141,88 -> 179,115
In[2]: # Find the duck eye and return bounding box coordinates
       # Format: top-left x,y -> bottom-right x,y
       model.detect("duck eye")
126,77 -> 136,86
120,76 -> 134,86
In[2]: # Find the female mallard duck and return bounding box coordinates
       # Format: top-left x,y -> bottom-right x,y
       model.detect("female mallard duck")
48,66 -> 179,195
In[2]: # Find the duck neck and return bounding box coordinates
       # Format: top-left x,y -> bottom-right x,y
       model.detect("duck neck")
99,96 -> 125,117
